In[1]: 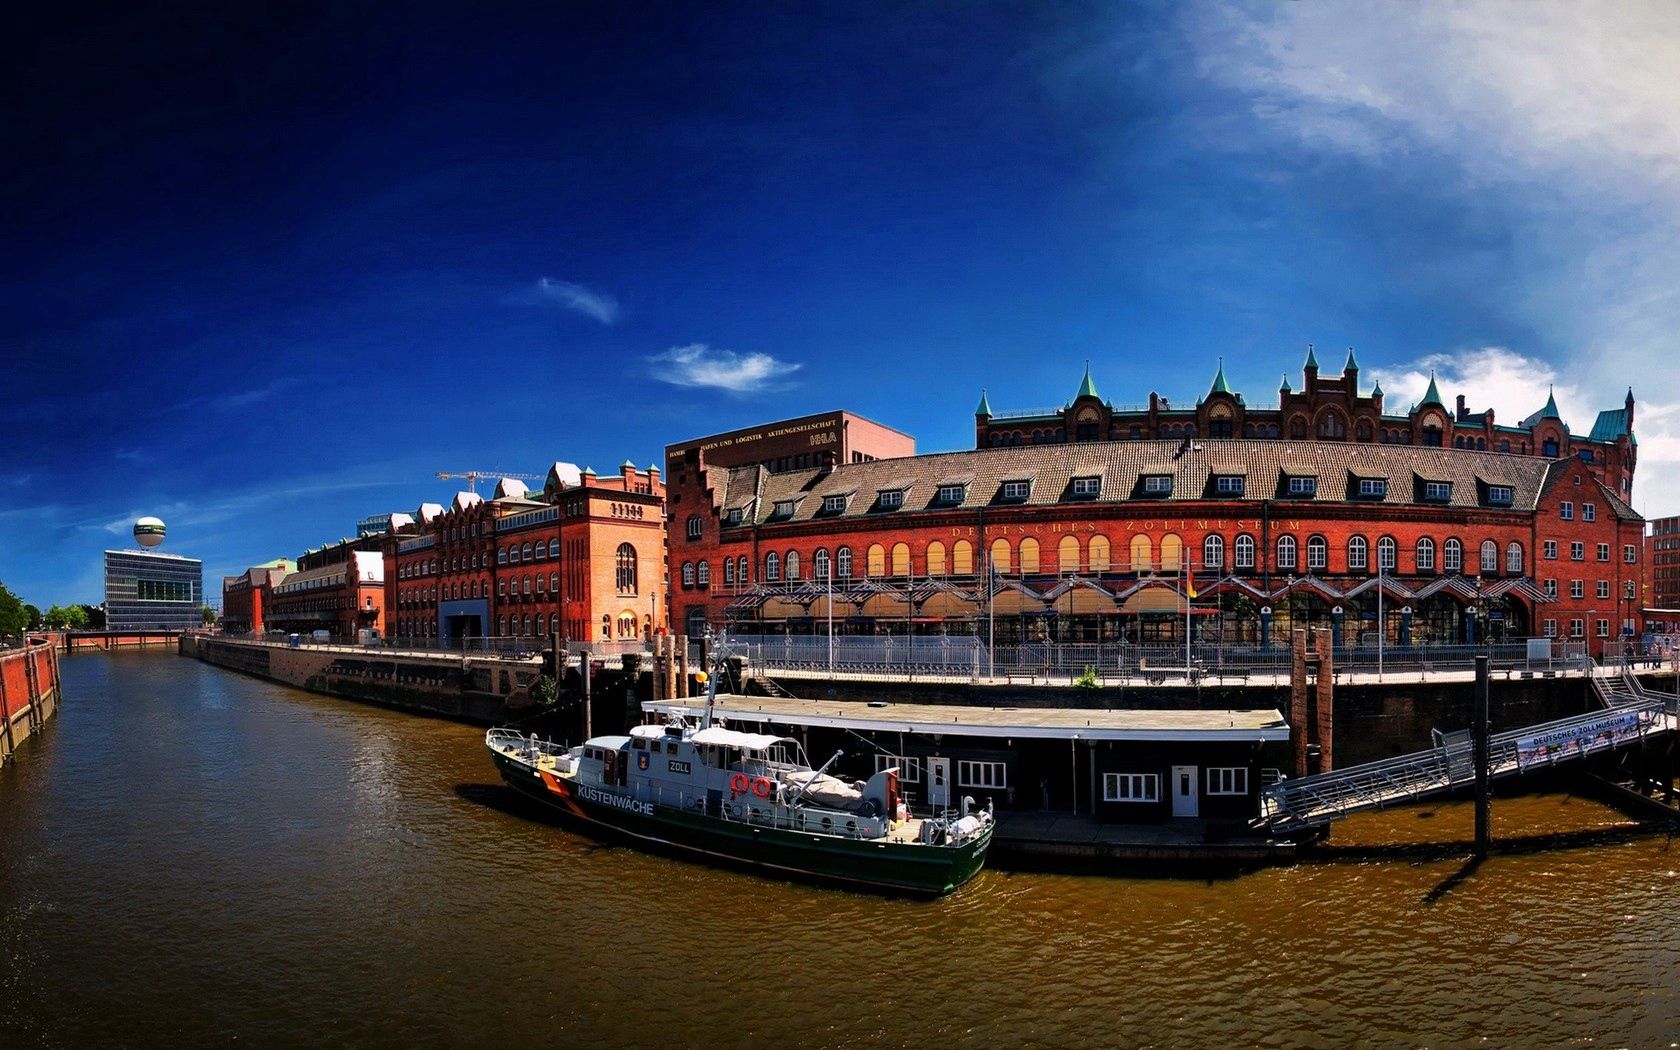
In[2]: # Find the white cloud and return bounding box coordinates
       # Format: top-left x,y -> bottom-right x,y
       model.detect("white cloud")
649,343 -> 801,394
532,278 -> 619,325
1369,346 -> 1586,429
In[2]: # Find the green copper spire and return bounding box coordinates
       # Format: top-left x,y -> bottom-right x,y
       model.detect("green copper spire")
1538,385 -> 1561,419
1420,370 -> 1444,407
1075,361 -> 1100,401
975,389 -> 992,417
1208,357 -> 1231,397
1372,379 -> 1384,399
1343,346 -> 1359,373
1280,373 -> 1292,393
1304,344 -> 1319,371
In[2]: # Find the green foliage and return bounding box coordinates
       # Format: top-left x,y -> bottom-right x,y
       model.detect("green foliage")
0,581 -> 27,638
78,604 -> 105,630
201,605 -> 218,626
24,604 -> 42,630
531,672 -> 560,710
1074,665 -> 1100,690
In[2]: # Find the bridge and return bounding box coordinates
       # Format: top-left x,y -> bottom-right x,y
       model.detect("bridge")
1258,664 -> 1679,837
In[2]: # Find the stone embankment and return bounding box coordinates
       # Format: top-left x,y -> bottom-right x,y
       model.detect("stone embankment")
1,638 -> 62,767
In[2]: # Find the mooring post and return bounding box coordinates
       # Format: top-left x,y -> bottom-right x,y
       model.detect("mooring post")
580,648 -> 593,740
1474,653 -> 1491,859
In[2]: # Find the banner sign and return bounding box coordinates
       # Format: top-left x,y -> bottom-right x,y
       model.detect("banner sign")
1516,711 -> 1642,770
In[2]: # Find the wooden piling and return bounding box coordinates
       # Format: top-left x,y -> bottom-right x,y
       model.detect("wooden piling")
1474,654 -> 1491,859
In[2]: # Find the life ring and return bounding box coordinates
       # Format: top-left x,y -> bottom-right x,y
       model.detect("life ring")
729,772 -> 750,795
751,776 -> 773,799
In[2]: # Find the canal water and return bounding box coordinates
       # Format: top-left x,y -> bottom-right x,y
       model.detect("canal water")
3,653 -> 1678,1047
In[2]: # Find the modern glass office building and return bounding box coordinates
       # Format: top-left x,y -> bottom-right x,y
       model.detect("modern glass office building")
104,549 -> 204,630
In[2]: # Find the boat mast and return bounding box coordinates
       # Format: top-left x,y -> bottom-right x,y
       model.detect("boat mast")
701,631 -> 728,730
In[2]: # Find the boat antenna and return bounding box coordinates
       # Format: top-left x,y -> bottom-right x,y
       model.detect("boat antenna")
701,630 -> 729,731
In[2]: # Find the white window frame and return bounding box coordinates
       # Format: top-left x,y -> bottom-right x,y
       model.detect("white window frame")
1543,619 -> 1556,637
874,753 -> 920,783
1543,540 -> 1557,560
1348,536 -> 1369,571
1424,481 -> 1451,502
1002,480 -> 1031,500
1570,618 -> 1585,638
1624,544 -> 1637,564
1414,538 -> 1434,572
686,515 -> 702,539
1287,476 -> 1317,497
1234,535 -> 1255,570
822,494 -> 848,514
1570,580 -> 1584,599
1143,475 -> 1173,495
1571,542 -> 1585,561
936,484 -> 966,504
1071,476 -> 1101,497
1487,485 -> 1514,505
1597,543 -> 1610,562
1102,772 -> 1159,802
1357,478 -> 1387,499
1583,503 -> 1597,522
1215,475 -> 1245,496
1625,580 -> 1636,600
957,760 -> 1008,790
1596,619 -> 1610,638
1277,535 -> 1298,571
1560,501 -> 1574,521
878,489 -> 904,509
1206,767 -> 1248,795
1596,580 -> 1610,599
1307,536 -> 1328,571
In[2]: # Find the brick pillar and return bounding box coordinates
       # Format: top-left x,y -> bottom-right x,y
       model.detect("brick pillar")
1290,629 -> 1309,778
1314,628 -> 1334,772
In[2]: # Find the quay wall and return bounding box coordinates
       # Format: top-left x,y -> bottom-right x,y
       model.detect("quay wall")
1,639 -> 63,767
65,630 -> 183,652
181,635 -> 569,725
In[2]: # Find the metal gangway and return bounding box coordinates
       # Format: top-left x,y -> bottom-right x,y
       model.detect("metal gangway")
1259,667 -> 1678,836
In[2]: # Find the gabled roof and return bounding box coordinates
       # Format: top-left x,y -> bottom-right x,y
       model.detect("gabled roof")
1587,407 -> 1634,446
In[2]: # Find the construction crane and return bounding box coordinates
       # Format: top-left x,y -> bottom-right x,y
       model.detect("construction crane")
436,469 -> 543,494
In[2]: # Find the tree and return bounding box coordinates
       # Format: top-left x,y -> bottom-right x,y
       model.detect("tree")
78,603 -> 105,630
42,604 -> 68,630
201,605 -> 218,626
25,604 -> 42,630
62,605 -> 89,631
0,581 -> 27,638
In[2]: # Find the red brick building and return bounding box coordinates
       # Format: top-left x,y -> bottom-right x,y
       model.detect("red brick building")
388,461 -> 666,644
1645,515 -> 1680,633
266,550 -> 386,638
219,558 -> 292,634
668,360 -> 1645,658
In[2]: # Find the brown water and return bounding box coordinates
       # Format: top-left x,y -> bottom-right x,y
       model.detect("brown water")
2,653 -> 1678,1048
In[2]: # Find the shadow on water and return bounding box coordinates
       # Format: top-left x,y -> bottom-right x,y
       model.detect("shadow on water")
1302,824 -> 1672,865
1423,856 -> 1484,904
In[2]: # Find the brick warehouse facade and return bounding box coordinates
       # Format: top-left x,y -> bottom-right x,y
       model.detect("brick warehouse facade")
1646,515 -> 1680,632
668,359 -> 1645,658
387,461 -> 665,644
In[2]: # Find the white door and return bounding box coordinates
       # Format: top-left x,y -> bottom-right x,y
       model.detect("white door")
1171,765 -> 1199,818
928,757 -> 951,809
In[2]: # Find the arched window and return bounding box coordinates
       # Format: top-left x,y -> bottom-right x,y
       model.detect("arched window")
1506,542 -> 1523,574
535,574 -> 545,593
866,544 -> 885,577
1348,536 -> 1368,572
681,562 -> 694,586
1355,419 -> 1373,442
1377,536 -> 1397,571
1234,534 -> 1255,571
1089,535 -> 1111,572
723,557 -> 735,585
685,515 -> 702,540
1204,534 -> 1225,570
1307,535 -> 1328,571
1416,537 -> 1436,572
765,551 -> 781,581
522,542 -> 533,561
499,579 -> 506,597
891,543 -> 910,576
523,575 -> 532,595
836,547 -> 852,580
737,555 -> 749,583
498,616 -> 506,636
785,551 -> 800,580
1289,416 -> 1308,439
550,571 -> 558,593
535,614 -> 546,636
813,548 -> 830,580
1160,535 -> 1183,572
990,539 -> 1012,575
616,543 -> 637,592
1277,536 -> 1298,571
697,560 -> 710,586
1316,411 -> 1347,440
1480,540 -> 1498,574
548,539 -> 559,558
927,542 -> 947,576
1130,535 -> 1153,572
1019,538 -> 1041,574
1059,535 -> 1081,574
951,540 -> 974,575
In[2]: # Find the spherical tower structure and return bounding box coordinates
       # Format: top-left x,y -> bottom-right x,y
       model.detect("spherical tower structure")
133,517 -> 167,548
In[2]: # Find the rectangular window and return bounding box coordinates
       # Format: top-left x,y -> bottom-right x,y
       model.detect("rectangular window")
1216,475 -> 1246,496
1543,540 -> 1557,560
937,484 -> 966,504
874,754 -> 920,783
1486,485 -> 1514,505
821,494 -> 848,514
1560,501 -> 1574,520
1071,476 -> 1101,497
1143,475 -> 1173,496
1625,581 -> 1637,600
1543,619 -> 1557,637
1102,772 -> 1159,802
877,490 -> 903,509
1570,580 -> 1584,599
1571,542 -> 1585,561
1356,478 -> 1387,499
1287,476 -> 1317,497
726,508 -> 743,526
957,760 -> 1008,789
1207,767 -> 1248,795
1544,578 -> 1557,598
1625,544 -> 1637,564
1001,480 -> 1031,500
1596,543 -> 1610,562
1583,503 -> 1597,522
1571,618 -> 1585,638
1596,619 -> 1610,638
1423,481 -> 1451,501
1596,580 -> 1610,599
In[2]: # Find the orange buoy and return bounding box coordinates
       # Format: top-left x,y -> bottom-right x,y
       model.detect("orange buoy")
729,772 -> 750,795
751,776 -> 772,799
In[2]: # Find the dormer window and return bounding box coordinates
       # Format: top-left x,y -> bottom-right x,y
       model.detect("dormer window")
1356,478 -> 1387,500
1286,476 -> 1317,497
877,489 -> 904,510
1486,485 -> 1513,506
726,508 -> 744,526
1001,480 -> 1031,501
1070,476 -> 1101,498
1215,475 -> 1245,496
772,500 -> 797,519
1142,475 -> 1173,497
821,494 -> 849,514
1423,481 -> 1451,502
936,483 -> 966,504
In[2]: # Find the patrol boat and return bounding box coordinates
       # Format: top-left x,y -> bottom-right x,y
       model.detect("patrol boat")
485,676 -> 993,897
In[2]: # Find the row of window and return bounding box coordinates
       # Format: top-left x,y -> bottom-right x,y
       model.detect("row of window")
1558,501 -> 1598,522
1102,767 -> 1249,802
1541,619 -> 1625,639
1541,579 -> 1638,601
1542,541 -> 1637,563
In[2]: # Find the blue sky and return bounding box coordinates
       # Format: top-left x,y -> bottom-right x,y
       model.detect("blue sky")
4,2 -> 1679,606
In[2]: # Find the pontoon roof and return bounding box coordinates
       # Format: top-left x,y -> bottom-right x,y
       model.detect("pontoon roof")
689,726 -> 794,751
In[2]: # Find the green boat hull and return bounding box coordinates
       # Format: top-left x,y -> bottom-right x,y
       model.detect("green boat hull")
491,751 -> 990,897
